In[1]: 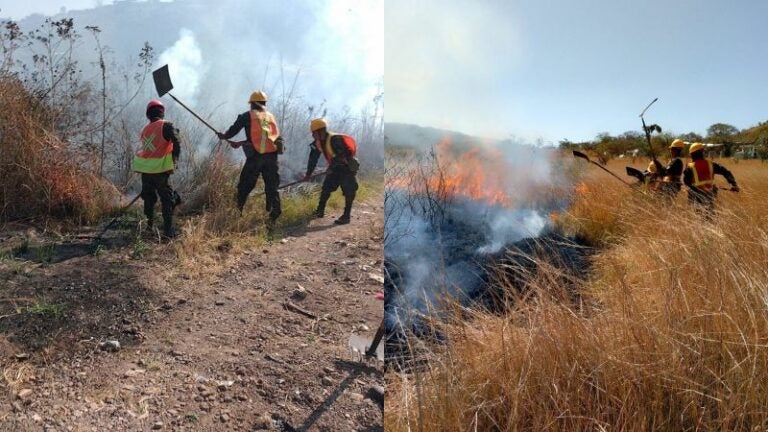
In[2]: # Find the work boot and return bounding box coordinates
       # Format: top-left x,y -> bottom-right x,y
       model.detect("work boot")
334,214 -> 350,225
172,190 -> 183,209
333,197 -> 353,225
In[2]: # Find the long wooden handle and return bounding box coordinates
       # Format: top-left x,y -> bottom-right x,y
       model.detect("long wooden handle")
167,93 -> 239,146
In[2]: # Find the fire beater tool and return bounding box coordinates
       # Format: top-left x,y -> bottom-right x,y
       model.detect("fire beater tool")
572,150 -> 632,187
249,171 -> 329,197
625,166 -> 645,182
92,194 -> 141,242
639,97 -> 662,161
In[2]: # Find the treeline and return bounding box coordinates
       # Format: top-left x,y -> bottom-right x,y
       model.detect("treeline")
559,121 -> 768,160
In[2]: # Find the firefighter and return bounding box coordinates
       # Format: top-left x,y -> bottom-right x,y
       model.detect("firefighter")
303,118 -> 359,225
683,142 -> 739,220
131,99 -> 182,238
217,91 -> 284,222
653,139 -> 685,200
643,160 -> 661,192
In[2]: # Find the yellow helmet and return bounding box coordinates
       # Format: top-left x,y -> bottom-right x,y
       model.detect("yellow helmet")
669,139 -> 685,149
647,161 -> 657,173
310,118 -> 327,132
248,91 -> 268,103
689,142 -> 704,155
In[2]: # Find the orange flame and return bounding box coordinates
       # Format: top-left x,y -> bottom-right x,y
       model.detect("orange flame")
388,137 -> 516,207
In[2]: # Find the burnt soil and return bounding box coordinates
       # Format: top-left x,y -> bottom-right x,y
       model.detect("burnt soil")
0,197 -> 384,431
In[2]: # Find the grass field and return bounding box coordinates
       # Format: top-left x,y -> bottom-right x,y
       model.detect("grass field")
385,157 -> 768,431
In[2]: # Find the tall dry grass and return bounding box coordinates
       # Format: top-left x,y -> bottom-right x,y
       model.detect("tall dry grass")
386,158 -> 768,431
0,75 -> 116,224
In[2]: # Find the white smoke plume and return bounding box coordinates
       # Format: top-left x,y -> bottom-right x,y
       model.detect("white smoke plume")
157,28 -> 203,105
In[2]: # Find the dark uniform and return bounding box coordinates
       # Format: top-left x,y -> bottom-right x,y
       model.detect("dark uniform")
219,108 -> 283,220
306,134 -> 358,222
654,157 -> 683,199
683,157 -> 738,220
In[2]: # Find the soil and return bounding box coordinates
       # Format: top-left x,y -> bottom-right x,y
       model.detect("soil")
0,196 -> 384,431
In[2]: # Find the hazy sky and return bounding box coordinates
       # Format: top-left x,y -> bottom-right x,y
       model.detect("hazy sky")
386,0 -> 768,143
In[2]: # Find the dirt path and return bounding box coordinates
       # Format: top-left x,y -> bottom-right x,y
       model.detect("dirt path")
0,197 -> 384,431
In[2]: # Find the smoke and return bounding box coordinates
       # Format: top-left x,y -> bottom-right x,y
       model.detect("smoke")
157,28 -> 203,105
385,124 -> 573,326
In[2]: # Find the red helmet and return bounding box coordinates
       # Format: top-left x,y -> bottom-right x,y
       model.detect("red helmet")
146,99 -> 164,112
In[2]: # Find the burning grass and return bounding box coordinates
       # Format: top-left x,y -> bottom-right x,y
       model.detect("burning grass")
386,158 -> 768,431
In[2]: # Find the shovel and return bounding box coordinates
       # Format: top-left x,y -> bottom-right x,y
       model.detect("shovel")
152,65 -> 238,147
572,150 -> 632,187
348,318 -> 384,361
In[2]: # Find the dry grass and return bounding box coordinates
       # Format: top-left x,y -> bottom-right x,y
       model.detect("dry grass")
386,158 -> 768,431
171,161 -> 382,272
0,75 -> 116,224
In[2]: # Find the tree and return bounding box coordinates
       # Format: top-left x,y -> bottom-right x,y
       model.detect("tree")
706,123 -> 738,140
679,131 -> 703,143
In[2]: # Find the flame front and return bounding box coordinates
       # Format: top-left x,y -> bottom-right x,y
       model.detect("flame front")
387,137 -> 515,207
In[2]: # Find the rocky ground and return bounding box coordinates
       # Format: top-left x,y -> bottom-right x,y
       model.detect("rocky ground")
0,197 -> 384,431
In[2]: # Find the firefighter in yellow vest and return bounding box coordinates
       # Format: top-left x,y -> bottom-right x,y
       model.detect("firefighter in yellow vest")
303,118 -> 359,225
683,142 -> 739,219
217,91 -> 284,221
131,99 -> 182,238
653,138 -> 685,200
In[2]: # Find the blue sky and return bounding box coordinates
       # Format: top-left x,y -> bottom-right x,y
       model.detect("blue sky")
386,0 -> 768,143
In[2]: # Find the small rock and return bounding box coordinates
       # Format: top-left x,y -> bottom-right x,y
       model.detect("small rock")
217,380 -> 234,391
123,369 -> 145,378
321,376 -> 334,386
152,421 -> 163,430
253,413 -> 272,430
32,413 -> 43,423
99,340 -> 121,352
368,273 -> 384,284
357,324 -> 370,332
17,388 -> 33,402
291,285 -> 307,301
15,353 -> 29,361
220,413 -> 230,422
215,300 -> 225,306
280,238 -> 288,244
322,366 -> 335,374
349,392 -> 365,403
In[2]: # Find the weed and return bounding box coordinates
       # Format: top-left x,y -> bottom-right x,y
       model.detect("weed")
92,243 -> 106,256
13,238 -> 29,256
19,301 -> 66,319
131,237 -> 149,258
35,243 -> 56,263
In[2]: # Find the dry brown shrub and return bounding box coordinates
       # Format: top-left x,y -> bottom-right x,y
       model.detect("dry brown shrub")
0,75 -> 115,223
